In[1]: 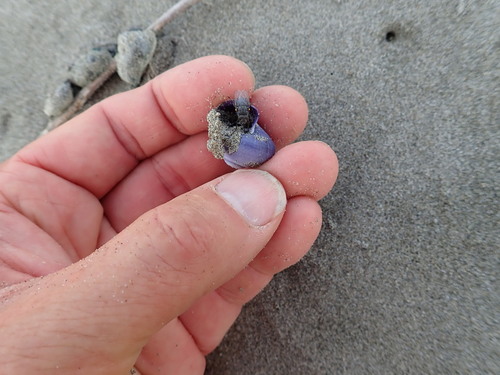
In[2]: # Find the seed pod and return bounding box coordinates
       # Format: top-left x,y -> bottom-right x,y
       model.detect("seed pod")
43,80 -> 75,117
67,46 -> 115,87
115,29 -> 157,85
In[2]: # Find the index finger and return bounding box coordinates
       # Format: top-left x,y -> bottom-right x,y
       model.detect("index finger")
14,56 -> 255,197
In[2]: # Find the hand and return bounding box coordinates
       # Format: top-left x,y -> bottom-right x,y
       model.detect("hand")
0,56 -> 338,374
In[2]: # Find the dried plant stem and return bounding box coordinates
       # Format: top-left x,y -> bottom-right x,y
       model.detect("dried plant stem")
41,0 -> 203,135
148,0 -> 203,33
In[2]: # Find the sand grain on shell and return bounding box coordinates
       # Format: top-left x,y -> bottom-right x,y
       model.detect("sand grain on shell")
207,108 -> 243,158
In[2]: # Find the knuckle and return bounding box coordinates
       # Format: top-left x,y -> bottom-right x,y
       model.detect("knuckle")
151,207 -> 216,275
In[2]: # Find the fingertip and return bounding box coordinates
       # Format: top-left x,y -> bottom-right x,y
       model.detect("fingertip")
315,140 -> 339,196
251,85 -> 309,148
261,140 -> 339,200
215,169 -> 286,227
153,55 -> 256,135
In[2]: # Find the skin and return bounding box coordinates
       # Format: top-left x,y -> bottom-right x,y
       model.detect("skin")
0,56 -> 338,374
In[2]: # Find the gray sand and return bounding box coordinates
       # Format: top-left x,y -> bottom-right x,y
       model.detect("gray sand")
1,0 -> 498,374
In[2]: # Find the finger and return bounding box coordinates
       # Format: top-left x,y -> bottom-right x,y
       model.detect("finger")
100,84 -> 308,231
0,170 -> 286,373
134,319 -> 205,374
260,140 -> 338,200
0,160 -> 103,271
172,142 -> 338,354
219,197 -> 324,302
14,55 -> 255,198
251,85 -> 309,149
179,195 -> 322,354
103,140 -> 335,232
101,132 -> 230,232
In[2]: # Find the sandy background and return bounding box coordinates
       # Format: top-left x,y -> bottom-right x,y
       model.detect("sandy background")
1,0 -> 498,374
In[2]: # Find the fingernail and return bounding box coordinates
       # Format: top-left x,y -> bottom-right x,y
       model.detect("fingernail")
215,170 -> 286,226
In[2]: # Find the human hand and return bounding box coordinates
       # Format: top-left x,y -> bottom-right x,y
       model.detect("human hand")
0,56 -> 338,374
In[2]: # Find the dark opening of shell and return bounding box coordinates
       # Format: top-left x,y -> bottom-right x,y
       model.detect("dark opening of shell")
216,100 -> 259,132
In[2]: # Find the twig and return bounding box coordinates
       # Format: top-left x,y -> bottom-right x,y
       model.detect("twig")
41,0 -> 203,136
148,0 -> 203,33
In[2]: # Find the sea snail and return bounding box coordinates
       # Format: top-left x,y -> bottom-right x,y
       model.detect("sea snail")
207,91 -> 276,169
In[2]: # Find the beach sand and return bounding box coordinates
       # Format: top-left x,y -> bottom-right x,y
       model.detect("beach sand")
1,0 -> 498,373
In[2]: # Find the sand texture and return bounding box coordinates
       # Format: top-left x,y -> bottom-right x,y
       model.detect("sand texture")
1,1 -> 498,374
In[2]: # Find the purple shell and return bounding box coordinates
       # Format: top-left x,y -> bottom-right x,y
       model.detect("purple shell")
223,123 -> 276,169
207,92 -> 276,169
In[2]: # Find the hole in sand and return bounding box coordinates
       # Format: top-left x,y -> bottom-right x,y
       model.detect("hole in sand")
385,31 -> 396,42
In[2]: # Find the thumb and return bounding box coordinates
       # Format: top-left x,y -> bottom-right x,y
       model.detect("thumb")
0,169 -> 286,372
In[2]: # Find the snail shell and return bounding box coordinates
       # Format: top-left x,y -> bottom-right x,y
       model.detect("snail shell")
207,91 -> 276,169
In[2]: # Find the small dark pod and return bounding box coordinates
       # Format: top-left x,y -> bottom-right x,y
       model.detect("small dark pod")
207,91 -> 275,169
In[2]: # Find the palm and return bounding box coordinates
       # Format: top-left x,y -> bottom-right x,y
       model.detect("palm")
1,143 -> 230,372
0,57 -> 336,374
0,168 -> 101,284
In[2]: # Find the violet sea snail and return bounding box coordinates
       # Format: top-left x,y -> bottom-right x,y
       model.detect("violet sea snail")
207,91 -> 276,169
